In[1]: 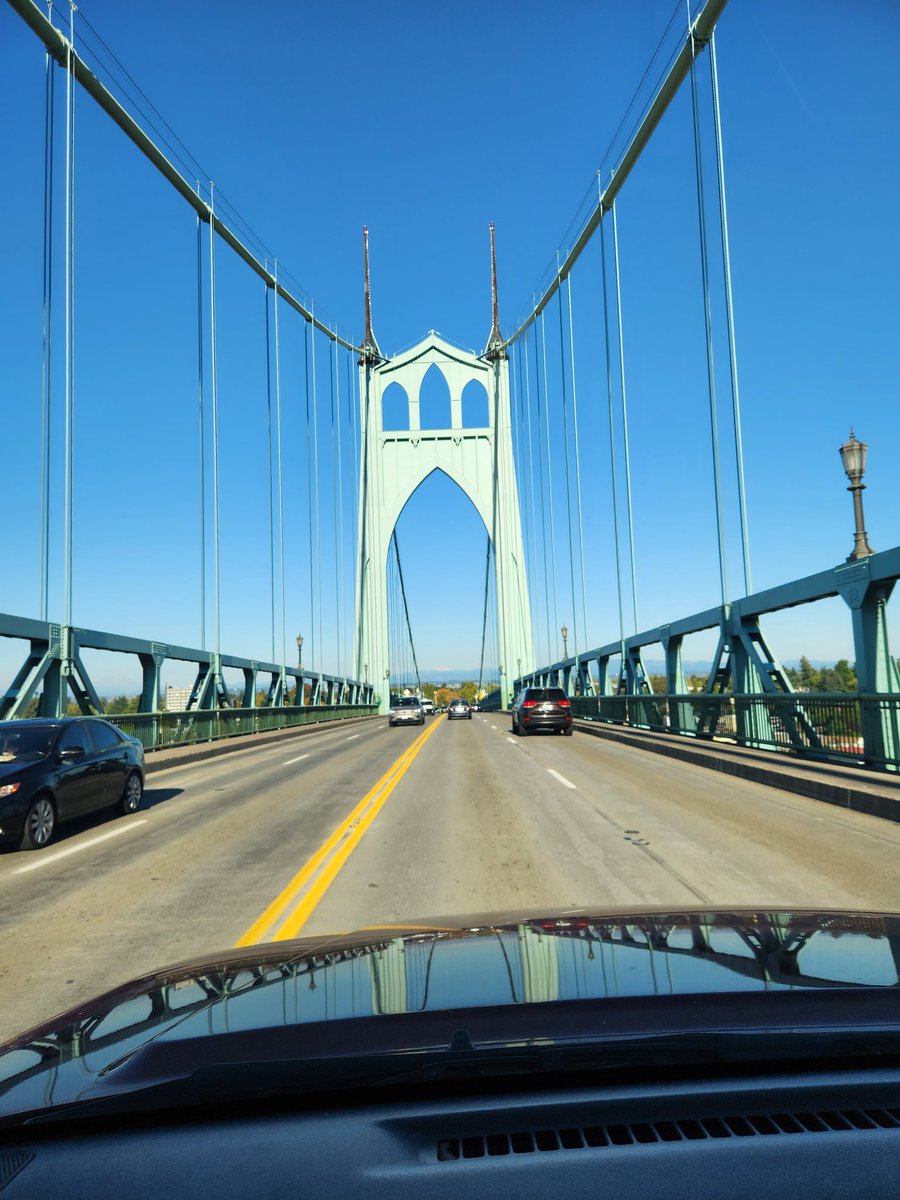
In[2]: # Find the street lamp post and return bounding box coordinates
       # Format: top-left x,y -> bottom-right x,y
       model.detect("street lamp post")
301,633 -> 309,705
561,625 -> 568,660
839,431 -> 875,561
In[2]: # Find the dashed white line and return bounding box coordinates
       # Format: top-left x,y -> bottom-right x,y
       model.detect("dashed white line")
284,754 -> 310,765
547,768 -> 576,790
15,820 -> 149,874
346,734 -> 359,741
490,724 -> 498,730
506,737 -> 518,746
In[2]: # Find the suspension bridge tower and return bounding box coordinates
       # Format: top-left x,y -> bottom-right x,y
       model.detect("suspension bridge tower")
354,226 -> 533,712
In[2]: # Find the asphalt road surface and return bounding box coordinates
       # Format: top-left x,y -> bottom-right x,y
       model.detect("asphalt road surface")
2,712 -> 899,1042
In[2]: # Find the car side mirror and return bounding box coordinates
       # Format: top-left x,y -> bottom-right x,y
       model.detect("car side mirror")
58,745 -> 85,761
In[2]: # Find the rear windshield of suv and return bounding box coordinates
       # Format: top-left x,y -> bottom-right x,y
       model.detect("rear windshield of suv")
396,697 -> 421,708
524,688 -> 567,702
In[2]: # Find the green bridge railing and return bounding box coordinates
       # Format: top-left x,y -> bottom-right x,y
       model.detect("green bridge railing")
570,693 -> 900,773
108,704 -> 378,753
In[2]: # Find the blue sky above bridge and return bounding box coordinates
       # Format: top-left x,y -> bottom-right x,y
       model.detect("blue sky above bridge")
1,0 -> 899,692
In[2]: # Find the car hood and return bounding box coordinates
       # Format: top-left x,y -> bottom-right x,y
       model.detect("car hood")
1,906 -> 898,1121
0,759 -> 42,780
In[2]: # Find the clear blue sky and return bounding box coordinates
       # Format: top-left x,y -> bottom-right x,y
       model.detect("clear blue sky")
1,0 -> 898,693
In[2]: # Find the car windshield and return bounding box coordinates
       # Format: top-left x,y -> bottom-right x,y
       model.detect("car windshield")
1,0 -> 899,1124
0,726 -> 55,763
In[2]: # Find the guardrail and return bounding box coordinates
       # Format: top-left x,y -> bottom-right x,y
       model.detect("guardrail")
107,704 -> 378,752
570,693 -> 900,772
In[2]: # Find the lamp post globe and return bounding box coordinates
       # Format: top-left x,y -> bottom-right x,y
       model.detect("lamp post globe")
839,431 -> 874,561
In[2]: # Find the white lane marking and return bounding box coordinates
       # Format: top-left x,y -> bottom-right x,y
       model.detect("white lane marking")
547,768 -> 576,790
346,734 -> 360,741
506,737 -> 518,746
284,754 -> 310,765
15,820 -> 148,874
490,724 -> 498,730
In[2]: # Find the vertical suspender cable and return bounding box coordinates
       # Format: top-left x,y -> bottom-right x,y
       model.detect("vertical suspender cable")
208,182 -> 222,665
310,306 -> 323,669
611,203 -> 640,633
62,0 -> 75,630
532,319 -> 551,666
477,537 -> 491,699
522,332 -> 539,670
690,36 -> 729,607
273,261 -> 287,681
566,274 -> 591,673
304,321 -> 315,674
600,215 -> 627,685
40,31 -> 54,622
710,30 -> 751,595
195,188 -> 206,651
329,340 -> 341,675
488,359 -> 508,701
264,276 -> 276,664
556,279 -> 579,663
392,531 -> 420,693
539,313 -> 561,660
334,342 -> 346,678
346,349 -> 359,679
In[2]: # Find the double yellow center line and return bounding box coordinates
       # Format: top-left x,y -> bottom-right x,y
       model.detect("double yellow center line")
235,715 -> 445,947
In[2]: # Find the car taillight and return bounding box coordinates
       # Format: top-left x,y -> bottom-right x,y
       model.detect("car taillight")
558,699 -> 570,708
522,700 -> 536,708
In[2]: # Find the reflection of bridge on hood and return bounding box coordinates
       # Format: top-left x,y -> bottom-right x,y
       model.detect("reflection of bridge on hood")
532,912 -> 900,992
4,913 -> 898,1094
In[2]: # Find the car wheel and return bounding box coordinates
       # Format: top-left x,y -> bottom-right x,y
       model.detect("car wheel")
120,771 -> 143,815
20,794 -> 56,851
564,726 -> 573,736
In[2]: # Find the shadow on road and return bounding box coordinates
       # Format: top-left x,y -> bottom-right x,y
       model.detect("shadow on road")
0,787 -> 184,855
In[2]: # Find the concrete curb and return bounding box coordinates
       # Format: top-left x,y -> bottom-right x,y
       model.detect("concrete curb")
144,714 -> 382,775
571,718 -> 900,824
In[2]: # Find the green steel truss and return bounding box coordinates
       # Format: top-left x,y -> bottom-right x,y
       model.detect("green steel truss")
0,613 -> 374,723
518,546 -> 900,772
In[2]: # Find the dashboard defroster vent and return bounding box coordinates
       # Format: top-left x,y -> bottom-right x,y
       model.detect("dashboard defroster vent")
435,1107 -> 900,1162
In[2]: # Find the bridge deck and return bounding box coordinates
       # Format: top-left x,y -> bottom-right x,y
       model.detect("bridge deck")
1,712 -> 898,1042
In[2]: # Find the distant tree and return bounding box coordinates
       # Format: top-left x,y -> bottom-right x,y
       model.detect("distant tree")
459,681 -> 478,703
797,656 -> 820,692
833,659 -> 857,692
784,665 -> 801,688
817,667 -> 842,693
648,673 -> 667,694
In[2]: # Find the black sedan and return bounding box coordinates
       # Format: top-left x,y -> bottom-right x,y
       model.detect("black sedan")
447,698 -> 472,720
0,718 -> 145,851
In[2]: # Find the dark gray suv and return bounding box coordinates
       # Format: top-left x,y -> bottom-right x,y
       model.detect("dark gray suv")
511,687 -> 573,736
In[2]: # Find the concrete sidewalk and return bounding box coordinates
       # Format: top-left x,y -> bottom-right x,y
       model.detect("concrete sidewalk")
571,718 -> 900,824
144,713 -> 382,774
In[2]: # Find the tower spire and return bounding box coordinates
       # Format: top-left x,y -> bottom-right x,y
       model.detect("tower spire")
360,225 -> 382,364
484,221 -> 506,360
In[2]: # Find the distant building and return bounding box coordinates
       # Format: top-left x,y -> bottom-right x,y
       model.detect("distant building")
165,685 -> 193,712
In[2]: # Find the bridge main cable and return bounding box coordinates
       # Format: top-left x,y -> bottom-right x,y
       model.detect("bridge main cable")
501,0 -> 730,348
6,0 -> 359,353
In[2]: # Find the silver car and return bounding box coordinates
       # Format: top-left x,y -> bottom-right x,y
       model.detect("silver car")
389,696 -> 424,727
